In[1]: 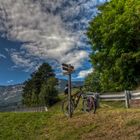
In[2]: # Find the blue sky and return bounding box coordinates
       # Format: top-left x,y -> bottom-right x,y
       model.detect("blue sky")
0,0 -> 106,85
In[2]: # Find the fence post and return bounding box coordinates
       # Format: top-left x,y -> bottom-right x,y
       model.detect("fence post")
125,90 -> 130,108
96,93 -> 100,108
129,90 -> 132,108
82,95 -> 87,112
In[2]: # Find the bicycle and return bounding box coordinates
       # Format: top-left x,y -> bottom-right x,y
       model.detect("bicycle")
62,87 -> 94,116
62,87 -> 83,116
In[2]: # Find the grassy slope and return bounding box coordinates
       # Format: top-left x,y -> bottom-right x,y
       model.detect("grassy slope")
0,98 -> 140,140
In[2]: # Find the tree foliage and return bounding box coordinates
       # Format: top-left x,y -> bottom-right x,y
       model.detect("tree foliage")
22,63 -> 59,107
86,0 -> 140,92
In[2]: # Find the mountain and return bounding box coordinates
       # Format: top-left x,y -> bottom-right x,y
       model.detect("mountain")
57,79 -> 84,92
0,84 -> 23,111
0,79 -> 83,111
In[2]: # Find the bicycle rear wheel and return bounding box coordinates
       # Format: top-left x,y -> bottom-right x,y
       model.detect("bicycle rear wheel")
62,99 -> 75,116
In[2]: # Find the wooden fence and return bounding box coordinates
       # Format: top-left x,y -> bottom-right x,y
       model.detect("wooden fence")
14,106 -> 48,112
83,90 -> 140,108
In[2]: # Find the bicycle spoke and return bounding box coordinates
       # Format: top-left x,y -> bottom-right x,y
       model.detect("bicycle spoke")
62,99 -> 75,116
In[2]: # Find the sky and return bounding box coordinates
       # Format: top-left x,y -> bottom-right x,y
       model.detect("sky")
0,0 -> 106,85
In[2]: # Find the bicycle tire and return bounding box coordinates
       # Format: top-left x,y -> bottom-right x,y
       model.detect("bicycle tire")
62,99 -> 75,116
87,97 -> 94,112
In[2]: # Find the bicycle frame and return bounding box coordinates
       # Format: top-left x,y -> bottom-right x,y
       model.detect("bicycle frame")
62,86 -> 96,116
71,92 -> 82,108
62,87 -> 84,116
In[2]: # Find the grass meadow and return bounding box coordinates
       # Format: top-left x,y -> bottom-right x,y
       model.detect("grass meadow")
0,95 -> 140,140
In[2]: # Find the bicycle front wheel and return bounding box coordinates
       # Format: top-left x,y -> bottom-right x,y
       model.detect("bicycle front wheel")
62,99 -> 75,116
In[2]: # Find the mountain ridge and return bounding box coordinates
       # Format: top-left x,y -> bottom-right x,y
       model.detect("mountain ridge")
0,79 -> 83,111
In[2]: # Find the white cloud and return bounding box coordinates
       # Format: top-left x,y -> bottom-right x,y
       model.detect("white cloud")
5,48 -> 9,52
7,80 -> 14,84
0,54 -> 6,59
77,68 -> 93,79
0,0 -> 105,73
10,51 -> 40,72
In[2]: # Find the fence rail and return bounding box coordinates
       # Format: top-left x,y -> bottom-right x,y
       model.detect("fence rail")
100,94 -> 125,101
84,90 -> 140,108
131,92 -> 140,100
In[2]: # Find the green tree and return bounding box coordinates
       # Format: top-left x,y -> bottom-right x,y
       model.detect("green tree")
22,80 -> 33,106
86,0 -> 140,92
46,77 -> 59,106
39,82 -> 47,106
22,63 -> 59,107
84,71 -> 101,92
